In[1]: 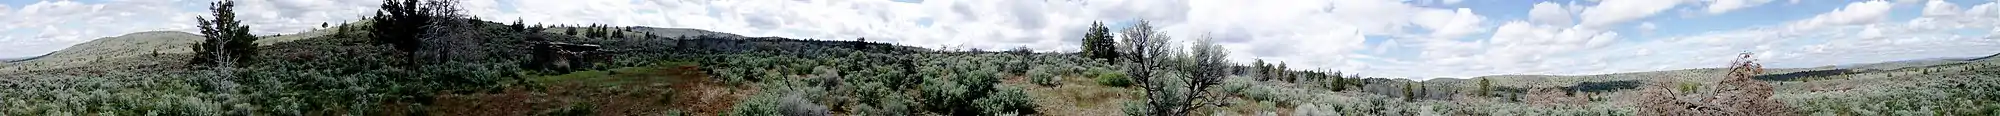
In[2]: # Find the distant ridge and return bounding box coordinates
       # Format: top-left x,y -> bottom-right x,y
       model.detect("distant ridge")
1966,52 -> 2000,61
2,53 -> 49,63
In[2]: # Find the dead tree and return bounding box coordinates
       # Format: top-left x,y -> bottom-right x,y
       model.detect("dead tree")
1637,52 -> 1795,116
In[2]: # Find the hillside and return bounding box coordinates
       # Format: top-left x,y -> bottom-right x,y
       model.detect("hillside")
1,31 -> 201,73
1968,52 -> 2000,61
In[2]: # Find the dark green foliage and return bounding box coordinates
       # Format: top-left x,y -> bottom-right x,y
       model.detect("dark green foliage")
1478,78 -> 1491,97
1329,71 -> 1348,91
191,0 -> 259,68
1094,68 -> 1132,87
510,18 -> 525,31
370,0 -> 436,53
564,26 -> 578,35
1080,21 -> 1117,62
1403,82 -> 1416,102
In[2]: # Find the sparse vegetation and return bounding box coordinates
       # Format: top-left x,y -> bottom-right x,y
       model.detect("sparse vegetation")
6,2 -> 2000,116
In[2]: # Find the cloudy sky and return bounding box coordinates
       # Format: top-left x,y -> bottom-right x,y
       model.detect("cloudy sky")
2,0 -> 1998,79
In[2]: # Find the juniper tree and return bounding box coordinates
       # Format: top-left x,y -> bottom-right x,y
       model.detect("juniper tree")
1080,21 -> 1118,62
1252,59 -> 1267,80
191,0 -> 258,68
1332,71 -> 1347,91
371,0 -> 436,54
189,0 -> 258,94
1478,77 -> 1492,97
564,25 -> 578,35
511,18 -> 526,31
1277,63 -> 1290,83
1404,82 -> 1416,102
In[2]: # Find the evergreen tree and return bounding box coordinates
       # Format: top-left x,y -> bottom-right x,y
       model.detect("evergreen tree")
854,37 -> 870,50
644,32 -> 657,39
1277,62 -> 1290,82
1403,82 -> 1416,102
1081,21 -> 1118,62
191,0 -> 258,68
1253,59 -> 1269,81
371,0 -> 434,54
1332,71 -> 1346,91
511,18 -> 525,31
589,24 -> 605,38
1478,78 -> 1492,97
564,25 -> 578,35
612,27 -> 624,38
331,21 -> 345,38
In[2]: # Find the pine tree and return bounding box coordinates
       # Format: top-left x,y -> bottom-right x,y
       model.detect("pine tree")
191,0 -> 258,68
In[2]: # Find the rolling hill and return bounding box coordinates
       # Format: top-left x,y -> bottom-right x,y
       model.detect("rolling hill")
1,31 -> 201,72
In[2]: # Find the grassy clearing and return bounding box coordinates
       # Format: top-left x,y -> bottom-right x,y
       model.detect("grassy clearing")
1024,74 -> 1137,116
425,61 -> 752,115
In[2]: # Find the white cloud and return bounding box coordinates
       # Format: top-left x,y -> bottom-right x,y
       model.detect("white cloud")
231,0 -> 379,34
1578,0 -> 1683,29
1707,0 -> 1774,14
1969,2 -> 1998,17
1638,22 -> 1658,35
1857,25 -> 1886,39
1991,27 -> 1999,39
1413,8 -> 1486,39
1792,0 -> 1894,30
0,5 -> 11,19
1480,21 -> 1618,66
1924,0 -> 1962,17
1529,2 -> 1575,26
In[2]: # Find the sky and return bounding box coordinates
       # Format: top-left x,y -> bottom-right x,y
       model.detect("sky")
2,0 -> 1998,80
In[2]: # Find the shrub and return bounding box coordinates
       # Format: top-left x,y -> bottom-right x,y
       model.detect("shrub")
1220,76 -> 1253,95
1093,69 -> 1131,87
1122,101 -> 1151,116
780,94 -> 831,116
730,78 -> 828,116
919,77 -> 973,114
975,85 -> 1037,114
1028,65 -> 1060,86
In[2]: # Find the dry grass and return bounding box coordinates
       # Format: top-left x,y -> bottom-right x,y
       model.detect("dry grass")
424,64 -> 753,116
1025,74 -> 1136,116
